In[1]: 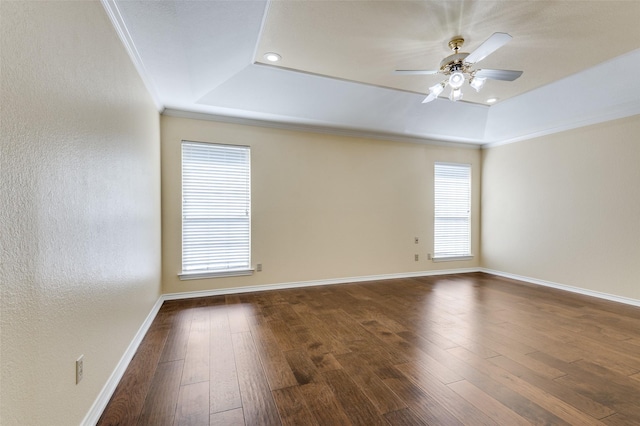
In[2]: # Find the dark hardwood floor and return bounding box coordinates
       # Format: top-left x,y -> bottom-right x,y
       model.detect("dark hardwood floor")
98,272 -> 640,425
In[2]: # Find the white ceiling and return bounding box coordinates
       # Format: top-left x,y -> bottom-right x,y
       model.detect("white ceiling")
104,0 -> 640,146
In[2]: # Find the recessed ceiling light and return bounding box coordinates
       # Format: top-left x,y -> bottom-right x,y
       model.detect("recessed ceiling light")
263,52 -> 281,62
486,97 -> 498,104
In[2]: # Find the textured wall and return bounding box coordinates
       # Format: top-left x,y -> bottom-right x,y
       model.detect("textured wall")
482,115 -> 640,299
161,115 -> 481,294
0,2 -> 161,424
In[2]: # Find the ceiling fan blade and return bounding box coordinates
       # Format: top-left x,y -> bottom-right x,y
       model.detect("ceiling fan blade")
465,32 -> 512,64
474,68 -> 523,81
393,70 -> 439,75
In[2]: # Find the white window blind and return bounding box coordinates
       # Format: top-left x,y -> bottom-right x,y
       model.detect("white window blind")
434,162 -> 471,258
181,141 -> 251,275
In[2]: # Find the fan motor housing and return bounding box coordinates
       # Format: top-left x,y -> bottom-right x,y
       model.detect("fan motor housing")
439,52 -> 470,74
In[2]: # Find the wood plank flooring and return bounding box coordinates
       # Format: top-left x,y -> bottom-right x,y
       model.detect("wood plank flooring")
98,272 -> 640,425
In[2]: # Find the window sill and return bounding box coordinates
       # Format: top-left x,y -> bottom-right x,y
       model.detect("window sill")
179,269 -> 254,280
432,255 -> 474,262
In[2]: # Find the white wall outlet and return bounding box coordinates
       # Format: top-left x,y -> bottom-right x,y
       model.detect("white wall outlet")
427,253 -> 432,260
76,355 -> 84,384
414,254 -> 419,261
414,237 -> 419,244
256,263 -> 262,272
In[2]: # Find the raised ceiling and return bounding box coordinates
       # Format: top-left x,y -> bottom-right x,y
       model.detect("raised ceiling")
257,1 -> 639,104
105,0 -> 640,145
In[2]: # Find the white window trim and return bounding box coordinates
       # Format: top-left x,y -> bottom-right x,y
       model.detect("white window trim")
180,141 -> 252,279
433,162 -> 472,260
179,269 -> 254,280
432,255 -> 474,262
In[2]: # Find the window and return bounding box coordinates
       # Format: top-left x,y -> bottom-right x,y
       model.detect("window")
434,162 -> 472,260
180,141 -> 251,278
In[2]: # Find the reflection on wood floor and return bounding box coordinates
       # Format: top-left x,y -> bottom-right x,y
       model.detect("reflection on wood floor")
98,272 -> 640,425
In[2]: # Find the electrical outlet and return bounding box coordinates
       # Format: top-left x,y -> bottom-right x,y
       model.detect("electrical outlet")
256,263 -> 262,272
414,237 -> 419,244
414,254 -> 419,261
427,253 -> 432,260
76,355 -> 84,384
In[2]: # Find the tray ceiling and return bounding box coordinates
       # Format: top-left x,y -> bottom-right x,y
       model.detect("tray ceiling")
105,0 -> 640,145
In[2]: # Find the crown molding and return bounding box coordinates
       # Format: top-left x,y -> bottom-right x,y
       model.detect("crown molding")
482,106 -> 640,149
483,48 -> 640,148
101,0 -> 163,111
164,103 -> 639,151
162,108 -> 482,149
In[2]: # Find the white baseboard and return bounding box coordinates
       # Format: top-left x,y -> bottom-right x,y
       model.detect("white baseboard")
480,268 -> 640,308
81,297 -> 165,426
85,266 -> 640,424
82,266 -> 508,424
82,266 -> 640,424
163,267 -> 482,300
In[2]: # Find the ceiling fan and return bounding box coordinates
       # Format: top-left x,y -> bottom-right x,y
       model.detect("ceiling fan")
394,32 -> 523,103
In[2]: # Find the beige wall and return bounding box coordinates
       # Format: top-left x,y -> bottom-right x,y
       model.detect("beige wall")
5,3 -> 636,425
1,2 -> 161,425
161,116 -> 481,294
481,115 -> 640,299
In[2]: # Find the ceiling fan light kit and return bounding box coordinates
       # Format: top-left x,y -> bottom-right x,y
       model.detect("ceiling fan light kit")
448,71 -> 465,89
449,88 -> 463,102
469,77 -> 486,92
395,32 -> 523,104
422,82 -> 445,103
